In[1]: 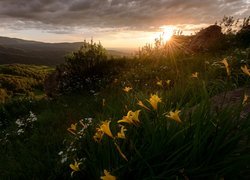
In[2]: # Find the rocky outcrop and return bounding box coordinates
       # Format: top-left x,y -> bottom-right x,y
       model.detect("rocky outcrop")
189,25 -> 224,52
210,88 -> 250,118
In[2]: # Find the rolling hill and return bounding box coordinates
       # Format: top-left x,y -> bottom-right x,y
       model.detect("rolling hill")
0,36 -> 131,66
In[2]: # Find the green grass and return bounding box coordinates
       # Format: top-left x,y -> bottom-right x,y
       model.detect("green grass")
0,50 -> 250,179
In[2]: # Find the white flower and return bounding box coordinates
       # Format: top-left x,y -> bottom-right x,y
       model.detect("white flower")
61,156 -> 68,164
29,111 -> 37,122
58,151 -> 63,156
15,119 -> 24,127
17,129 -> 24,135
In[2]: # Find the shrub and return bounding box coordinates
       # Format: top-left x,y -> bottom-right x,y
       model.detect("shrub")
45,40 -> 127,95
236,25 -> 250,48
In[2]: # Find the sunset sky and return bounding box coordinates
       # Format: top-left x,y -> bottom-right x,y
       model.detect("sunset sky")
0,0 -> 249,48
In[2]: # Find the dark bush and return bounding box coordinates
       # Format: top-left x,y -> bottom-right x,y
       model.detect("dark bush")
236,25 -> 250,48
45,40 -> 127,96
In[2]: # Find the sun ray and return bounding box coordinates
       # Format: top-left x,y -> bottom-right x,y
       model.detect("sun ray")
161,26 -> 175,42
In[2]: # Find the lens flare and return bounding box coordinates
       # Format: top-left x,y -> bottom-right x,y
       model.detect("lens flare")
161,26 -> 174,42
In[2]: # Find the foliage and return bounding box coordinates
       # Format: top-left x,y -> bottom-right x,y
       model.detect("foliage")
236,25 -> 250,48
64,39 -> 107,72
0,88 -> 9,103
210,16 -> 250,50
219,16 -> 250,35
0,64 -> 49,80
60,95 -> 250,179
53,51 -> 250,179
0,64 -> 51,100
219,16 -> 239,34
48,40 -> 128,95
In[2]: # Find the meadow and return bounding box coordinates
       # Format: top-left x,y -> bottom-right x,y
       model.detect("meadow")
0,28 -> 250,179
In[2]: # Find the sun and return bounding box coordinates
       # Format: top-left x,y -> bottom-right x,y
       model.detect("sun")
161,26 -> 174,42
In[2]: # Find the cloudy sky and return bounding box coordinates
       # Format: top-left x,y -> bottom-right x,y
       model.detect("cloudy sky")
0,0 -> 249,48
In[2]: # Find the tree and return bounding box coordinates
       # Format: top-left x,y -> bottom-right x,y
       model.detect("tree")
64,39 -> 107,77
46,40 -> 109,94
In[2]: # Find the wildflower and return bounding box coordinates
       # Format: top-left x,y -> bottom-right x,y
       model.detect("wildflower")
166,110 -> 182,123
156,80 -> 163,87
137,100 -> 150,111
15,119 -> 24,127
191,72 -> 199,78
166,80 -> 171,86
241,65 -> 250,76
67,123 -> 77,135
220,58 -> 230,76
69,160 -> 81,176
58,151 -> 63,156
117,125 -> 127,139
101,169 -> 116,180
118,110 -> 141,126
243,94 -> 249,105
93,128 -> 104,143
221,58 -> 229,68
100,120 -> 114,138
93,121 -> 114,142
123,86 -> 132,92
17,129 -> 24,135
28,111 -> 37,122
147,94 -> 162,110
83,117 -> 93,124
79,119 -> 90,130
102,98 -> 106,107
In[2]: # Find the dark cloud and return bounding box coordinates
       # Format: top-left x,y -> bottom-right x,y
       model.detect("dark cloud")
0,0 -> 249,31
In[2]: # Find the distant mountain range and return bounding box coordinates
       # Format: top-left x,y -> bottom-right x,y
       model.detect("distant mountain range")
0,36 -> 132,66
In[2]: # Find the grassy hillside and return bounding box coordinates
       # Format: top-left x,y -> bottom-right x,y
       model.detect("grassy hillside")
0,42 -> 250,179
0,64 -> 52,103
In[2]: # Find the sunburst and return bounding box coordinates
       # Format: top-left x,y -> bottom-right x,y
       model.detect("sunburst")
161,26 -> 174,42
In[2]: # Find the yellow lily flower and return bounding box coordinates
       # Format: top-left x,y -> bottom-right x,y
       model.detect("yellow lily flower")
220,58 -> 230,76
147,94 -> 162,110
166,80 -> 171,86
117,125 -> 127,139
101,169 -> 116,180
67,123 -> 77,135
93,127 -> 104,143
137,100 -> 150,111
118,110 -> 141,126
221,58 -> 229,68
241,65 -> 250,76
123,86 -> 132,92
100,120 -> 114,138
156,80 -> 163,87
69,160 -> 81,176
166,110 -> 182,123
243,94 -> 249,105
191,72 -> 199,78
